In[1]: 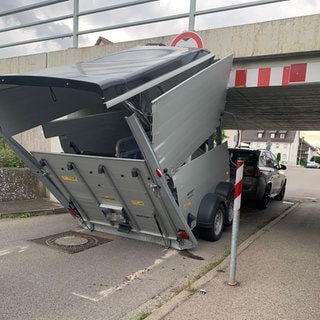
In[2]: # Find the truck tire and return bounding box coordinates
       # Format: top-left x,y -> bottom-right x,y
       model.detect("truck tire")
257,184 -> 271,209
274,181 -> 286,201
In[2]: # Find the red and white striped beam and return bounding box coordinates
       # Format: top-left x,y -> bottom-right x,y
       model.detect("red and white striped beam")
234,159 -> 244,212
229,62 -> 320,87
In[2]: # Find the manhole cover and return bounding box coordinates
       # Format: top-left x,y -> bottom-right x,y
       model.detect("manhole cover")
30,231 -> 112,254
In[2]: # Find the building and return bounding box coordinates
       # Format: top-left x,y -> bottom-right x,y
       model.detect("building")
239,130 -> 299,166
297,137 -> 319,165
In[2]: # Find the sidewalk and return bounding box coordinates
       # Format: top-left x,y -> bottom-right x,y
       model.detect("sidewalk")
0,198 -> 65,217
148,200 -> 320,320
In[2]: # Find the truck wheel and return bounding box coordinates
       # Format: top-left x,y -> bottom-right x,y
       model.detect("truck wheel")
201,203 -> 225,241
257,185 -> 271,209
274,181 -> 286,201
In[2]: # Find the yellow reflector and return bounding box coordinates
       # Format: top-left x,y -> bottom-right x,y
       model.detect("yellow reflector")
101,195 -> 115,201
61,175 -> 78,182
131,200 -> 145,206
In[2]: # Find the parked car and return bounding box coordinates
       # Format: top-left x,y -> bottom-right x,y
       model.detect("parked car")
229,148 -> 287,209
306,161 -> 320,168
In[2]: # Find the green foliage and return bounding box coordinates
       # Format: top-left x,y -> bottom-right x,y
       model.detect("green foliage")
310,156 -> 320,164
299,158 -> 307,167
276,153 -> 281,162
132,309 -> 151,320
0,137 -> 26,168
213,130 -> 228,146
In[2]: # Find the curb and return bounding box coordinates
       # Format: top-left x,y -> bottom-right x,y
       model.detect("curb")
0,205 -> 66,219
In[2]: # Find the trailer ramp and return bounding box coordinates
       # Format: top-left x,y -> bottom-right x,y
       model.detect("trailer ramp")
33,152 -> 197,250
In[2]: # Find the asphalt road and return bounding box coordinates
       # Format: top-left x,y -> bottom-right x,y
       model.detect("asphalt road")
0,166 -> 318,320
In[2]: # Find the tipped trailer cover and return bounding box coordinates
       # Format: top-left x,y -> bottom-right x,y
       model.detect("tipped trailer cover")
0,46 -> 233,250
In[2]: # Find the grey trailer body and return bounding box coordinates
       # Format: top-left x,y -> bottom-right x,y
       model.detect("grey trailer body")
0,46 -> 233,249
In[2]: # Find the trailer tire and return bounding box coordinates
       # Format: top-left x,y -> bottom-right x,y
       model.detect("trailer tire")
197,194 -> 225,241
214,182 -> 234,227
201,203 -> 225,241
224,198 -> 234,227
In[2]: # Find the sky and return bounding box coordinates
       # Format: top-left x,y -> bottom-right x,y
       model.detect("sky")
0,0 -> 320,146
1,0 -> 320,59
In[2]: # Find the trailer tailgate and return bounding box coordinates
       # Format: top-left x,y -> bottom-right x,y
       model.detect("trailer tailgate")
32,152 -> 196,249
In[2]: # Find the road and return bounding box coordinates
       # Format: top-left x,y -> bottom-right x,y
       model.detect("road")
0,166 -> 318,320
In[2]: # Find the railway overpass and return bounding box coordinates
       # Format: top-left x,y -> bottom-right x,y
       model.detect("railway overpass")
0,13 -> 320,152
224,52 -> 320,130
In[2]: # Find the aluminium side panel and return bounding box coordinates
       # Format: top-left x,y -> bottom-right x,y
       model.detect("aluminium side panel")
151,55 -> 233,173
173,142 -> 230,219
43,109 -> 132,155
0,85 -> 103,136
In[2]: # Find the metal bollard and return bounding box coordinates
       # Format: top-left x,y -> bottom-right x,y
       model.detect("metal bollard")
228,159 -> 244,286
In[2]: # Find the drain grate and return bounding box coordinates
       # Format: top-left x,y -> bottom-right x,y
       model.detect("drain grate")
30,231 -> 112,254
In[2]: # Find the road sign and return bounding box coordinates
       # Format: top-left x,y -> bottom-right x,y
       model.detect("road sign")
171,31 -> 204,49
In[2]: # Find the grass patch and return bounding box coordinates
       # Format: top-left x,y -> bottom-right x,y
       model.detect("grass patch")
131,309 -> 151,320
0,212 -> 34,219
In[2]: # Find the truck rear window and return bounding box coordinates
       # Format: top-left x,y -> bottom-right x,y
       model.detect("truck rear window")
229,150 -> 259,177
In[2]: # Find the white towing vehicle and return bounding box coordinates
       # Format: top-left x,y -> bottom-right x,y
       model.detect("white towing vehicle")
0,45 -> 233,250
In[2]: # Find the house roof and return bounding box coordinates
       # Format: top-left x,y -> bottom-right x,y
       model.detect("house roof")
95,36 -> 113,46
241,130 -> 297,143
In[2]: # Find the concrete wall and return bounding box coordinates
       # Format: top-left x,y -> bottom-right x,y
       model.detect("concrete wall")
0,168 -> 47,201
1,14 -> 319,73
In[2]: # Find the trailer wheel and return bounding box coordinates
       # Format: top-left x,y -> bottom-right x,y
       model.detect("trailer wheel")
224,198 -> 234,227
214,181 -> 234,227
201,203 -> 225,241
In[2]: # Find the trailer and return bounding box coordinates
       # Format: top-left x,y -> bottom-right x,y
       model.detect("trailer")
0,45 -> 233,250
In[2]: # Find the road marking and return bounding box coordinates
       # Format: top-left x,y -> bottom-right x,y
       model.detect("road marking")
304,197 -> 317,201
0,245 -> 29,257
282,201 -> 295,205
72,249 -> 177,302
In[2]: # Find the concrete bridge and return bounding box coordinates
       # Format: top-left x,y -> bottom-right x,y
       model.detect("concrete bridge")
0,13 -> 319,151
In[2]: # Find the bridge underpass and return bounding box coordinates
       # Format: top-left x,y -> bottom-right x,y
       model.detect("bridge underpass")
223,52 -> 320,131
223,83 -> 320,130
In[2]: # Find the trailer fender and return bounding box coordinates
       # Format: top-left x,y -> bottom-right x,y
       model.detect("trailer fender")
214,181 -> 234,226
196,193 -> 224,229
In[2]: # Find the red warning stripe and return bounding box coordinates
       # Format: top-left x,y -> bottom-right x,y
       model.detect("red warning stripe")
233,62 -> 309,87
234,160 -> 244,199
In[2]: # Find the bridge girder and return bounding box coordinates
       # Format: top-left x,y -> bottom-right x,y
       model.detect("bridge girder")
223,84 -> 320,131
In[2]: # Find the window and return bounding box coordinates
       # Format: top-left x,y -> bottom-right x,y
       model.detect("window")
269,130 -> 276,139
279,130 -> 287,139
257,130 -> 264,139
265,152 -> 276,168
